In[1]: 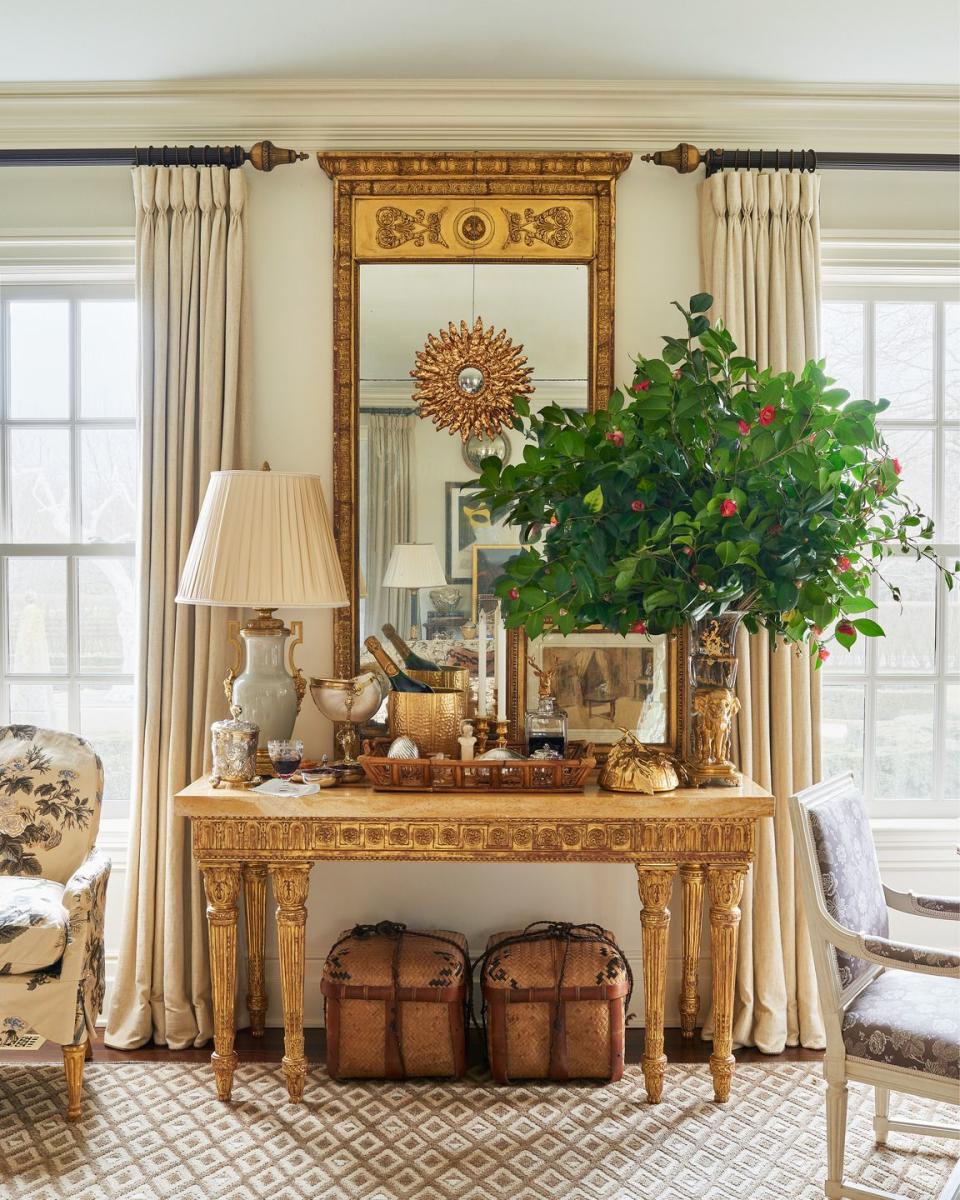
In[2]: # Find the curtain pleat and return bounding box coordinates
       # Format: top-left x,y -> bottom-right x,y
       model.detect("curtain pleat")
699,170 -> 826,1052
105,165 -> 246,1050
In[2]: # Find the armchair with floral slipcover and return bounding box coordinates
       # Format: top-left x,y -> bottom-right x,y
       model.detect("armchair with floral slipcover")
790,774 -> 960,1200
0,726 -> 110,1120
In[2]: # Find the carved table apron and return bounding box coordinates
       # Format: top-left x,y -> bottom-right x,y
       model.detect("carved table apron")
175,777 -> 774,1106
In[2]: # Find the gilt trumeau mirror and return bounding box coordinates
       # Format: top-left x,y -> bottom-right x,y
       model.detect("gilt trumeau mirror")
318,150 -> 681,751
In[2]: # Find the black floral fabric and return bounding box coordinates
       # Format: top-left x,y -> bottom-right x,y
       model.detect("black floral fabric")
842,970 -> 960,1080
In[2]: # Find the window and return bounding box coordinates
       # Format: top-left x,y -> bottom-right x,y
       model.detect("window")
820,289 -> 959,817
0,281 -> 138,819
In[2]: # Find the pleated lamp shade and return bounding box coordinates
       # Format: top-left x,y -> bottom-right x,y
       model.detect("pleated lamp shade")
176,469 -> 349,608
381,543 -> 446,590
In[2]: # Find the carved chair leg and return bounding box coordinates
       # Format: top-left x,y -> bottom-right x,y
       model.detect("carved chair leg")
242,864 -> 269,1036
62,1042 -> 86,1121
825,1070 -> 849,1200
636,863 -> 676,1104
679,864 -> 705,1038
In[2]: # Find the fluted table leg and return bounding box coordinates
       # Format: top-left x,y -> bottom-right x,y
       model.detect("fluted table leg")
636,863 -> 676,1104
201,862 -> 242,1102
242,864 -> 268,1036
707,864 -> 747,1103
679,864 -> 705,1038
270,862 -> 311,1103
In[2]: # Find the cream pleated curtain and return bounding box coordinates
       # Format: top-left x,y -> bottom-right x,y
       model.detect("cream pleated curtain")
364,412 -> 415,639
699,170 -> 826,1052
106,166 -> 246,1049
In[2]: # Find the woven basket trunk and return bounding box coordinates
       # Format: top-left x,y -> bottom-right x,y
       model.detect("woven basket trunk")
480,926 -> 630,1083
321,924 -> 469,1080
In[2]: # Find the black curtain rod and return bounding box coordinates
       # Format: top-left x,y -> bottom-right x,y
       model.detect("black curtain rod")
0,141 -> 308,171
641,143 -> 959,176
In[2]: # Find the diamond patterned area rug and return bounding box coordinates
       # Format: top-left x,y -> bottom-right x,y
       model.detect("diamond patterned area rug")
1,1061 -> 957,1199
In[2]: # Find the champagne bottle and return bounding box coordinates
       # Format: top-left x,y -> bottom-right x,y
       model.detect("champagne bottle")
364,636 -> 435,693
382,623 -> 442,673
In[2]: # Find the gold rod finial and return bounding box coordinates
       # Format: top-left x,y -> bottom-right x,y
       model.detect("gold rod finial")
261,461 -> 271,471
640,143 -> 703,174
247,140 -> 309,172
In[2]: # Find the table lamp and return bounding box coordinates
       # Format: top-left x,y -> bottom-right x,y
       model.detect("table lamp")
177,465 -> 348,772
382,542 -> 446,641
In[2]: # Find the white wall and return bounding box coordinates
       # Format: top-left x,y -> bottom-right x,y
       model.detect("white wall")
2,93 -> 957,1030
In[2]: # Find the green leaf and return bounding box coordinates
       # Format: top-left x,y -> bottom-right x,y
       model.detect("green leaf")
689,293 -> 713,314
839,594 -> 876,614
716,540 -> 738,567
583,484 -> 604,513
853,618 -> 885,637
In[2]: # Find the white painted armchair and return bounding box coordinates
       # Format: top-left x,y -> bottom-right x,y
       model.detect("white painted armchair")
790,774 -> 960,1200
0,726 -> 111,1120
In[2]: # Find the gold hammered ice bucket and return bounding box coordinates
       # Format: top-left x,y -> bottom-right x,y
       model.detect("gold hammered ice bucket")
387,687 -> 465,757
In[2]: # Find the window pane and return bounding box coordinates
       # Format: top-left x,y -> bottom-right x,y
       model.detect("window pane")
875,302 -> 934,419
80,428 -> 137,543
874,683 -> 935,800
822,303 -> 864,399
80,682 -> 133,805
945,684 -> 959,803
880,427 -> 934,526
9,427 -> 71,542
947,572 -> 960,676
946,303 -> 960,421
8,681 -> 68,729
80,300 -> 137,419
9,301 -> 70,418
876,554 -> 937,674
78,558 -> 136,673
6,557 -> 68,674
821,683 -> 865,787
943,428 -> 959,545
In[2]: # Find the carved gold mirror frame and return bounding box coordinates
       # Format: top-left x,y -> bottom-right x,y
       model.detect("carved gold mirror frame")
318,150 -> 682,755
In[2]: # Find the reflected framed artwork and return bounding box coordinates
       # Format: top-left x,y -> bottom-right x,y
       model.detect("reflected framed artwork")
471,543 -> 523,621
527,631 -> 678,750
446,482 -> 514,582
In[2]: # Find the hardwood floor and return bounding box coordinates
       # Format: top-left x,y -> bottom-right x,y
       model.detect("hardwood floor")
4,1026 -> 824,1067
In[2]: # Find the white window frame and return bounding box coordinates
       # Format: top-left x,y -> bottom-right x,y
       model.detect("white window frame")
0,238 -> 136,823
821,235 -> 959,823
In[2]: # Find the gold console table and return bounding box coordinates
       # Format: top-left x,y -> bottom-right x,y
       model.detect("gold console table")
175,777 -> 774,1106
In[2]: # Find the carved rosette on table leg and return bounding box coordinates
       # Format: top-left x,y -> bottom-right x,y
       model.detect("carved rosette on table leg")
62,1042 -> 86,1121
636,863 -> 677,1104
707,864 -> 747,1103
679,864 -> 705,1038
242,864 -> 268,1037
200,863 -> 242,1101
270,862 -> 312,1103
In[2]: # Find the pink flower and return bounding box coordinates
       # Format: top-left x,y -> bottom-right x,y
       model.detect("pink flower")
737,419 -> 751,436
631,620 -> 648,634
812,626 -> 823,637
837,556 -> 851,573
818,647 -> 830,662
682,546 -> 694,557
606,431 -> 624,447
632,379 -> 651,393
508,588 -> 519,601
758,405 -> 776,426
720,498 -> 737,517
837,621 -> 855,637
631,499 -> 645,512
549,514 -> 559,526
672,369 -> 683,381
892,457 -> 902,475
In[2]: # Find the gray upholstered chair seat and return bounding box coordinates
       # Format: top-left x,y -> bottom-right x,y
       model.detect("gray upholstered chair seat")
842,969 -> 960,1080
0,876 -> 69,973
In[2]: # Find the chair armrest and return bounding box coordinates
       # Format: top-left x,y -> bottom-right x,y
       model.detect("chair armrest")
884,884 -> 960,921
859,934 -> 959,977
60,848 -> 111,977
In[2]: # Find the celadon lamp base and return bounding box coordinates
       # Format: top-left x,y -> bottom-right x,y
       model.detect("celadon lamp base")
226,609 -> 306,775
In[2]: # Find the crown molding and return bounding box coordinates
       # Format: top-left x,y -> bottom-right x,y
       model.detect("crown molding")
0,79 -> 956,152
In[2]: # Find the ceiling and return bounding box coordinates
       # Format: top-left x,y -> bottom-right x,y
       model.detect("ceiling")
3,0 -> 958,85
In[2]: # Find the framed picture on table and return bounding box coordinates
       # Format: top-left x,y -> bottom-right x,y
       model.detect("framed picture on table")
527,630 -> 679,751
446,481 -> 515,583
471,543 -> 524,622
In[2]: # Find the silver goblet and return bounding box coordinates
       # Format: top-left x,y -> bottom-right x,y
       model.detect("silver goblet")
309,672 -> 383,765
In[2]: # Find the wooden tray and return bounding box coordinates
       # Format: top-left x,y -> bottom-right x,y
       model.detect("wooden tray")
358,746 -> 595,792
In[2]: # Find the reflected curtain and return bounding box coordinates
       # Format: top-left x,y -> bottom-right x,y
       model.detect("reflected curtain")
105,165 -> 246,1049
364,413 -> 415,640
699,170 -> 826,1052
